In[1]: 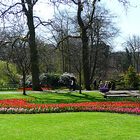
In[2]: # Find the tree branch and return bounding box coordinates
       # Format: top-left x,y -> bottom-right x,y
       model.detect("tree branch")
0,2 -> 22,17
34,16 -> 53,28
57,35 -> 80,48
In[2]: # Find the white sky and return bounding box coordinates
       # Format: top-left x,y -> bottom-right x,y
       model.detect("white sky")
100,0 -> 140,51
34,0 -> 140,51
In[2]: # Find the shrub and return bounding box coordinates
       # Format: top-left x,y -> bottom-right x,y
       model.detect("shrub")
59,72 -> 76,88
124,66 -> 140,90
39,73 -> 60,88
23,73 -> 61,88
24,75 -> 32,87
0,61 -> 19,85
115,75 -> 125,90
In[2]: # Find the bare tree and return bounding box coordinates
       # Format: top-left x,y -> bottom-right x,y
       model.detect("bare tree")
125,35 -> 140,72
0,0 -> 42,91
37,39 -> 57,73
11,37 -> 30,95
49,10 -> 77,73
0,27 -> 30,95
58,0 -> 124,90
51,1 -> 119,89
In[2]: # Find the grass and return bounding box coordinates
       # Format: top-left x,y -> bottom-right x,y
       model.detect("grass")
0,91 -> 104,103
0,90 -> 140,104
0,91 -> 140,139
28,91 -> 105,104
0,112 -> 140,140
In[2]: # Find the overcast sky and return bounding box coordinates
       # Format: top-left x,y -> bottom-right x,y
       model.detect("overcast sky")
34,0 -> 140,51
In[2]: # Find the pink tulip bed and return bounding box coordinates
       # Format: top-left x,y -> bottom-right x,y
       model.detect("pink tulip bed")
0,99 -> 140,114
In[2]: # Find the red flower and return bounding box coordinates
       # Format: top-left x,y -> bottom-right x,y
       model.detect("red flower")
0,99 -> 140,114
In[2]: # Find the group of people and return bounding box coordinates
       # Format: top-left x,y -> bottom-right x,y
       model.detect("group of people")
69,77 -> 115,92
93,79 -> 115,91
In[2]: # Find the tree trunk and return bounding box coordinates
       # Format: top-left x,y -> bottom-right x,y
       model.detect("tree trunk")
77,1 -> 91,90
79,64 -> 82,94
26,6 -> 42,91
22,70 -> 26,95
81,29 -> 91,90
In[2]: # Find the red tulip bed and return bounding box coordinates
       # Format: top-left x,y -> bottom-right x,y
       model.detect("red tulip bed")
0,99 -> 140,114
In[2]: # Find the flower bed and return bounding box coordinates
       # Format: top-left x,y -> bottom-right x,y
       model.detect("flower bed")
0,99 -> 140,114
18,87 -> 52,91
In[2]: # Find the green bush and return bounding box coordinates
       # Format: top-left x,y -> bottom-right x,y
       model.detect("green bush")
115,75 -> 125,90
0,61 -> 19,85
124,66 -> 140,90
39,73 -> 61,88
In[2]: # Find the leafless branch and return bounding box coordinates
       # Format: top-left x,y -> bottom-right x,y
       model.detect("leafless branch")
34,16 -> 53,28
57,35 -> 80,48
0,2 -> 22,17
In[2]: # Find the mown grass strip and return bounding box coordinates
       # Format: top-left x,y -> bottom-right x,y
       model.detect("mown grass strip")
0,112 -> 140,140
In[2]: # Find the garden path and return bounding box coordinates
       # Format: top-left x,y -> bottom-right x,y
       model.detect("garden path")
100,90 -> 140,98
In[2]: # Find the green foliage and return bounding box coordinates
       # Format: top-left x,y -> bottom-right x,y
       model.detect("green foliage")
124,66 -> 140,90
114,75 -> 126,90
0,61 -> 19,85
39,73 -> 61,88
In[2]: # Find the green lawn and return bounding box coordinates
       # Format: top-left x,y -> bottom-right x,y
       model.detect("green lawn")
0,112 -> 140,140
0,91 -> 104,103
0,90 -> 140,103
0,92 -> 140,139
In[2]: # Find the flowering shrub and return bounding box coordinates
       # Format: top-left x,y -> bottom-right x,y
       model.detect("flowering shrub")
0,99 -> 140,114
59,72 -> 76,88
39,73 -> 60,88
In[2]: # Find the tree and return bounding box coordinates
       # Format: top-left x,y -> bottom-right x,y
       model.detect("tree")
88,6 -> 117,82
0,0 -> 42,91
21,0 -> 42,91
71,0 -> 98,90
37,40 -> 57,73
49,1 -> 120,89
49,10 -> 76,73
10,37 -> 30,95
94,42 -> 111,79
57,0 -> 123,90
125,35 -> 140,73
68,38 -> 83,93
122,47 -> 132,72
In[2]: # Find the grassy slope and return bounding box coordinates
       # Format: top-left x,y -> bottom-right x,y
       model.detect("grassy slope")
0,112 -> 140,140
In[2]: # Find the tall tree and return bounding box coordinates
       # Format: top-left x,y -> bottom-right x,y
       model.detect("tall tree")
70,0 -> 120,89
72,0 -> 98,90
51,1 -> 120,89
21,0 -> 41,90
0,0 -> 42,90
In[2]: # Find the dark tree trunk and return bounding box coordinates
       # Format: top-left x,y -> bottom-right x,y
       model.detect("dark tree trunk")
77,1 -> 91,90
23,0 -> 42,91
22,70 -> 26,95
81,30 -> 91,90
79,64 -> 82,94
27,19 -> 41,91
